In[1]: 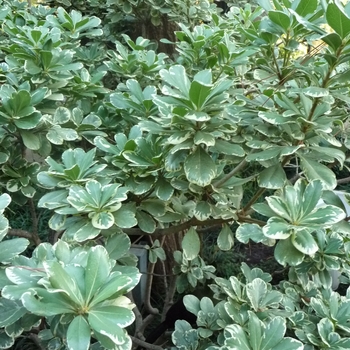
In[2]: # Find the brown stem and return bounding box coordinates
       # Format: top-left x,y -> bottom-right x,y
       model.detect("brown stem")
212,159 -> 248,188
144,261 -> 159,315
28,199 -> 41,246
240,187 -> 266,215
131,336 -> 164,350
138,314 -> 157,339
128,292 -> 143,338
28,334 -> 45,350
161,275 -> 177,322
237,216 -> 266,226
159,236 -> 168,295
7,228 -> 33,239
124,217 -> 233,237
337,176 -> 350,185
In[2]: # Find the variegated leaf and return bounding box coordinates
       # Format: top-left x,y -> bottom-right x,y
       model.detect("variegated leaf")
184,146 -> 216,187
263,217 -> 292,240
291,230 -> 319,255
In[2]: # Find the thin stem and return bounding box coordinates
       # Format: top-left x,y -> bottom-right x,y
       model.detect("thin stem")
128,292 -> 143,338
28,199 -> 41,246
124,217 -> 233,236
144,261 -> 159,315
337,176 -> 350,185
7,229 -> 33,239
240,187 -> 266,215
161,275 -> 177,322
213,159 -> 248,188
131,336 -> 164,350
159,236 -> 168,293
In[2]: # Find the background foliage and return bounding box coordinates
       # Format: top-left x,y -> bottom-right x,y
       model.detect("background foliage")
1,0 -> 350,349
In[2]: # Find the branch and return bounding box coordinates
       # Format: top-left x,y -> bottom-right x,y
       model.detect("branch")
212,159 -> 248,188
7,228 -> 33,239
124,217 -> 233,236
144,260 -> 159,315
29,199 -> 41,246
128,292 -> 143,338
131,336 -> 164,350
337,176 -> 350,185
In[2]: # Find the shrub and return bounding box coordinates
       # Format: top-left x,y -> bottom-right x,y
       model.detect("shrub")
0,0 -> 350,349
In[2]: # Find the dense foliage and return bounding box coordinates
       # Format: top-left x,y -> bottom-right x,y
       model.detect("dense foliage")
1,0 -> 350,349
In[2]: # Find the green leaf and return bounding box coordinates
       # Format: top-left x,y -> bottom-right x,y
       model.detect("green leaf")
263,217 -> 291,241
217,224 -> 234,251
212,140 -> 245,156
291,230 -> 318,255
194,131 -> 215,147
160,65 -> 190,97
258,112 -> 292,125
299,155 -> 337,190
67,316 -> 91,350
91,212 -> 115,229
0,193 -> 11,212
44,261 -> 84,306
301,179 -> 323,217
0,330 -> 14,348
182,227 -> 200,260
303,87 -> 329,97
224,324 -> 250,350
274,237 -> 305,266
85,246 -> 111,304
302,205 -> 345,226
72,221 -> 101,242
248,312 -> 262,350
321,32 -> 343,52
189,81 -> 212,109
295,0 -> 317,16
184,147 -> 216,187
89,275 -> 136,307
135,210 -> 156,233
88,306 -> 132,345
54,107 -> 71,124
326,2 -> 350,39
261,316 -> 286,349
268,11 -> 291,32
0,238 -> 29,261
236,223 -> 267,244
105,233 -> 130,260
246,278 -> 268,312
21,290 -> 74,317
113,206 -> 137,229
257,0 -> 273,11
0,299 -> 26,327
20,130 -> 41,150
194,201 -> 211,221
13,112 -> 41,129
155,178 -> 174,201
47,126 -> 79,144
258,164 -> 286,189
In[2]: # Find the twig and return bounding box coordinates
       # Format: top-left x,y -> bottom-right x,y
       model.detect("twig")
7,228 -> 33,239
212,159 -> 248,188
128,292 -> 143,338
337,176 -> 350,185
28,199 -> 41,246
161,276 -> 177,322
131,336 -> 164,350
28,334 -> 45,350
124,217 -> 233,237
144,261 -> 159,315
139,314 -> 156,337
159,236 -> 168,296
240,187 -> 266,215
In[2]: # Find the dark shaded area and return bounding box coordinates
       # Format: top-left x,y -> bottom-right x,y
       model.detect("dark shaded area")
141,296 -> 196,347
